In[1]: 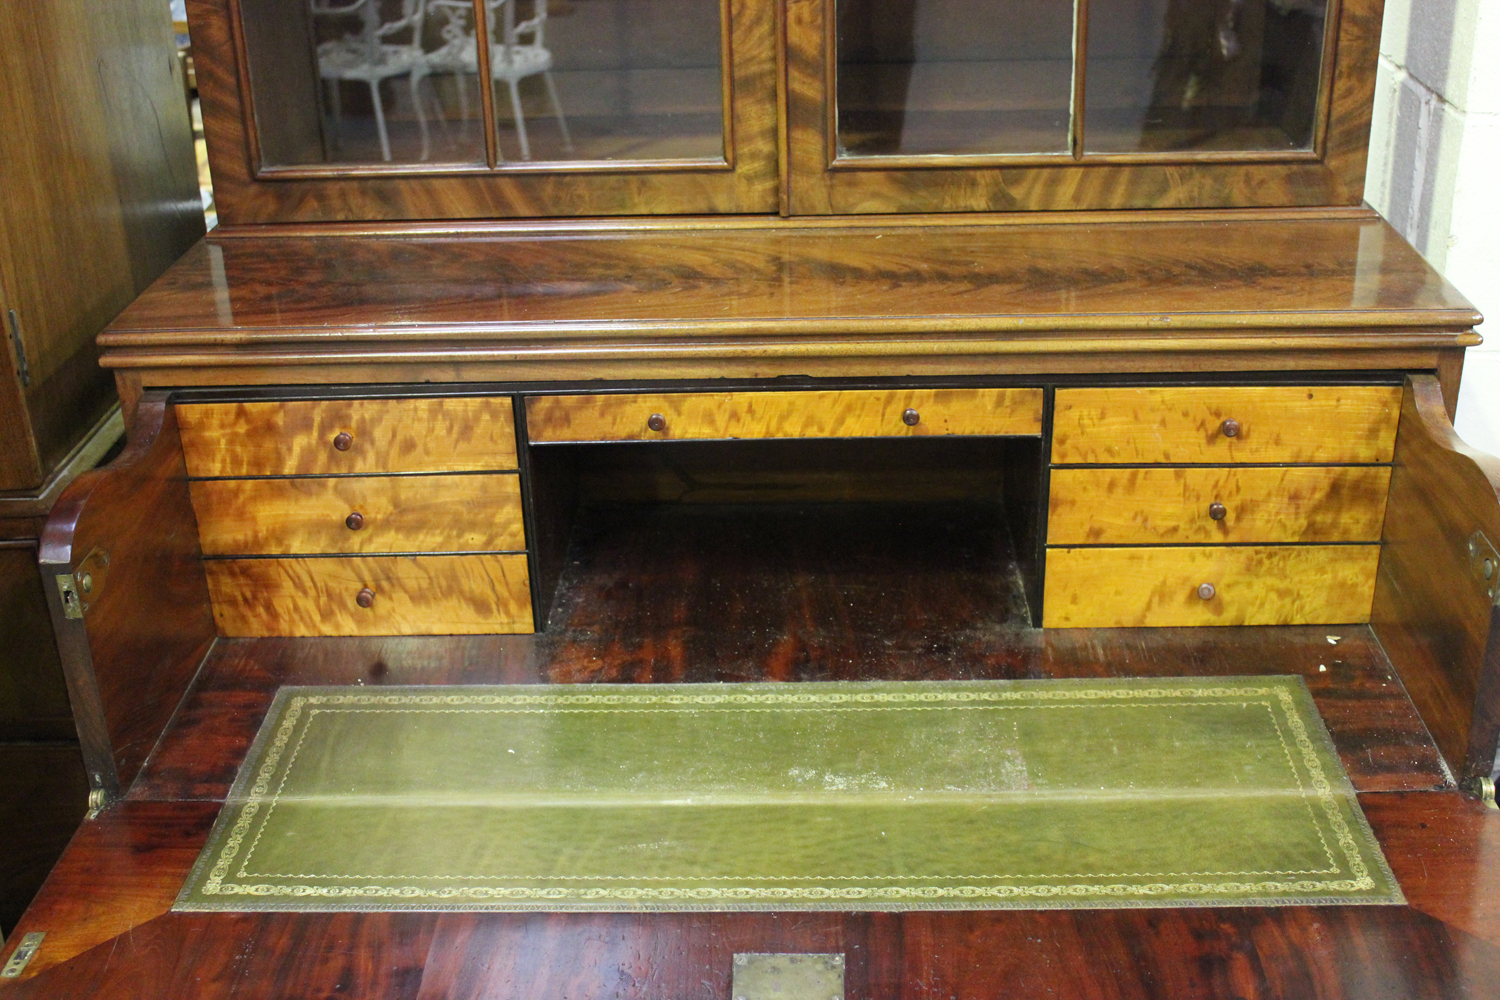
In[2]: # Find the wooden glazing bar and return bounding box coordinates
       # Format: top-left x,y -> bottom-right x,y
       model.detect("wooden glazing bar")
472,0 -> 499,168
1070,0 -> 1088,160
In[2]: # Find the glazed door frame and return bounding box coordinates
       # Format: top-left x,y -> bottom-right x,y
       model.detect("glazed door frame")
785,0 -> 1384,214
192,0 -> 781,222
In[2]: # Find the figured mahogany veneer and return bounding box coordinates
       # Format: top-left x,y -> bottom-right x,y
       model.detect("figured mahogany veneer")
526,388 -> 1043,443
95,216 -> 1479,402
1048,466 -> 1392,545
1043,545 -> 1382,628
1051,385 -> 1403,464
177,398 -> 519,477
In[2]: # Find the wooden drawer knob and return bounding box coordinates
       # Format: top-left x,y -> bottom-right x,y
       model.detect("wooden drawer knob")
333,431 -> 354,451
1197,582 -> 1217,600
902,408 -> 920,427
647,413 -> 666,432
1220,419 -> 1241,438
345,512 -> 365,530
355,587 -> 376,609
1208,502 -> 1227,521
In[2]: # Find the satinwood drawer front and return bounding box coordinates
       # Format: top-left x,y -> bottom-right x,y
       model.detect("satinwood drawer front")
1048,466 -> 1392,545
525,388 -> 1044,443
178,398 -> 519,477
1042,546 -> 1381,628
190,474 -> 526,556
203,554 -> 534,637
1050,386 -> 1402,464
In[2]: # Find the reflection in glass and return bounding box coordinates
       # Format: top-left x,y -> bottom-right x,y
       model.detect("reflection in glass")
1085,0 -> 1328,153
513,0 -> 724,162
836,0 -> 1074,158
242,0 -> 724,168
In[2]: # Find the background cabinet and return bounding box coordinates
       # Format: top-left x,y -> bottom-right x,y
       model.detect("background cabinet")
0,0 -> 203,939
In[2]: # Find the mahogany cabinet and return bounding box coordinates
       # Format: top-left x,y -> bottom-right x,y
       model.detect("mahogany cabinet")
8,2 -> 1500,998
194,0 -> 1382,222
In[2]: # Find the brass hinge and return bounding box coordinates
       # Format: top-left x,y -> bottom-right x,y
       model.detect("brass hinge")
6,309 -> 29,387
1469,531 -> 1500,605
1463,776 -> 1498,810
85,787 -> 109,821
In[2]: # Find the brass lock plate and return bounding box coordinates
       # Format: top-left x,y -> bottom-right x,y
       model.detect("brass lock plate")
732,954 -> 845,1000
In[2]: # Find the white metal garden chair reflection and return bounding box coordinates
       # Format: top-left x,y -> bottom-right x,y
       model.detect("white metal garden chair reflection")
310,0 -> 430,162
414,0 -> 572,161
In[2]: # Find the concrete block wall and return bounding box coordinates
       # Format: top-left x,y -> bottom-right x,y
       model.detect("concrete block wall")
1366,0 -> 1500,453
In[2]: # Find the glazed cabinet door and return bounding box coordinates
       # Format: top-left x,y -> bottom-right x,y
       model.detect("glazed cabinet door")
786,0 -> 1382,213
193,0 -> 779,221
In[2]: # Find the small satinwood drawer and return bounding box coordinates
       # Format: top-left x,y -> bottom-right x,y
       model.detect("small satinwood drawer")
1048,466 -> 1392,545
190,474 -> 526,556
1042,545 -> 1381,628
1051,386 -> 1402,464
525,388 -> 1044,443
203,554 -> 533,637
178,397 -> 519,477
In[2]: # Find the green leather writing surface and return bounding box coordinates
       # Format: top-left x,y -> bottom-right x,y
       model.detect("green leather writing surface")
176,678 -> 1401,911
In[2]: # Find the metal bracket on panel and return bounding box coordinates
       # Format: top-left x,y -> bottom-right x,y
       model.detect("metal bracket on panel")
732,954 -> 845,1000
1469,531 -> 1500,605
1,933 -> 44,979
54,575 -> 83,619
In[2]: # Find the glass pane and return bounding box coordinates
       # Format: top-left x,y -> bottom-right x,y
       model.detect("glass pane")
485,0 -> 725,163
242,0 -> 487,167
1085,0 -> 1328,153
835,0 -> 1075,158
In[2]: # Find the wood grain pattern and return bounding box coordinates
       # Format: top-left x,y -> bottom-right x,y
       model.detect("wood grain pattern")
204,554 -> 534,637
189,474 -> 526,556
1042,545 -> 1381,628
0,743 -> 88,937
8,794 -> 1500,997
1,621 -> 1461,978
188,0 -> 779,224
1051,385 -> 1403,464
1372,376 -> 1500,781
1048,466 -> 1392,545
176,397 -> 519,477
101,219 -> 1478,346
0,0 -> 201,488
526,388 -> 1043,442
785,0 -> 1384,213
3,800 -> 221,980
38,394 -> 217,798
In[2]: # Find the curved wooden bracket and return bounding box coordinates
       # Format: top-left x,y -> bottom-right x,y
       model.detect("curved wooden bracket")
1373,375 -> 1500,783
39,392 -> 216,802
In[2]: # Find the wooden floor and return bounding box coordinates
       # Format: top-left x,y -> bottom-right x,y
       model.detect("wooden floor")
5,501 -> 1500,998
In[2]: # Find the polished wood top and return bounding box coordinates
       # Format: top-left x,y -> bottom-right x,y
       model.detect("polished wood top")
99,213 -> 1479,375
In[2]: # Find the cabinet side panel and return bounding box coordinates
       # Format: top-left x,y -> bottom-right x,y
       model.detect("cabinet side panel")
1372,376 -> 1500,782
